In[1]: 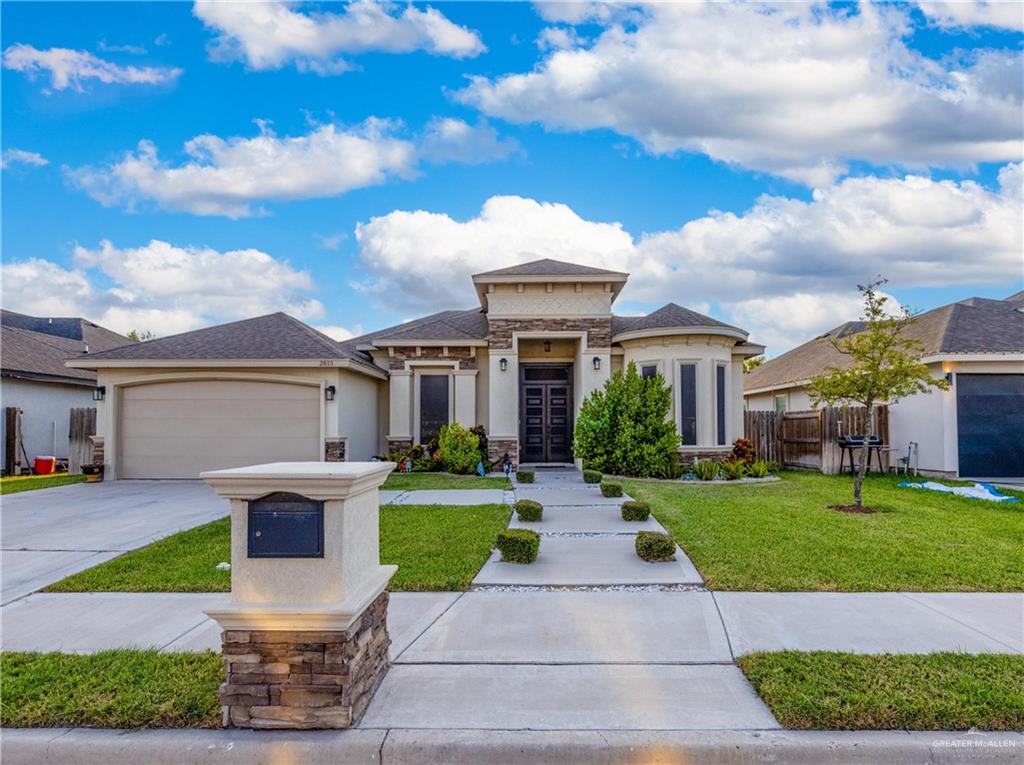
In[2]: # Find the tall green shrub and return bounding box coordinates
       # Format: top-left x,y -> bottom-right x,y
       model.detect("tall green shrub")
573,362 -> 680,477
437,423 -> 480,475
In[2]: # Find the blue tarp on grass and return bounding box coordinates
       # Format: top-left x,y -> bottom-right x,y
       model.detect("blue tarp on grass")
899,481 -> 1020,503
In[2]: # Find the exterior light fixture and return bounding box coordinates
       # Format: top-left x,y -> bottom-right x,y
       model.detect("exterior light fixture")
592,357 -> 601,371
499,358 -> 508,372
945,372 -> 954,385
325,385 -> 336,401
92,386 -> 105,401
544,341 -> 552,353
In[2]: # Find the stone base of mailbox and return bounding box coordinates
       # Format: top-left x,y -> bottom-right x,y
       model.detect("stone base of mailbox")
219,591 -> 390,730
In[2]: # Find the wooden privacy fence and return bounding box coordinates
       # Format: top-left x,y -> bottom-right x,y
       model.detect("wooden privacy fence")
744,405 -> 890,474
69,407 -> 97,474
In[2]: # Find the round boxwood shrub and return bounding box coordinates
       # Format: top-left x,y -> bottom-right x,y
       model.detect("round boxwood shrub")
621,500 -> 651,522
516,470 -> 535,484
515,499 -> 543,522
635,531 -> 675,562
600,480 -> 623,498
496,529 -> 540,564
582,469 -> 602,484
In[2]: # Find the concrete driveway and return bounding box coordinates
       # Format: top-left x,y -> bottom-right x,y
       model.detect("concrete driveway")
1,481 -> 227,605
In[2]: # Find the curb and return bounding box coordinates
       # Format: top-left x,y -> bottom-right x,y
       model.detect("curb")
5,727 -> 1023,764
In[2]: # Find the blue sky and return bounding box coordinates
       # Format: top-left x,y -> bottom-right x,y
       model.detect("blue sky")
2,1 -> 1021,353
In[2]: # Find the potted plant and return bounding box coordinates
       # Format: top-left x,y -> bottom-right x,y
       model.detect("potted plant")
82,463 -> 104,483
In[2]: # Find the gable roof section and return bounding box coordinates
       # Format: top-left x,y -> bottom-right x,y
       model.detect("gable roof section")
353,309 -> 488,345
613,303 -> 744,338
474,259 -> 626,278
1,310 -> 130,353
744,296 -> 1024,392
1,326 -> 99,385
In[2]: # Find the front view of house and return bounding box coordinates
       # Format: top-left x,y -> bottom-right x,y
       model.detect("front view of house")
68,260 -> 763,479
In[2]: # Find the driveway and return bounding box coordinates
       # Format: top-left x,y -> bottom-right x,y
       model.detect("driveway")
1,481 -> 227,605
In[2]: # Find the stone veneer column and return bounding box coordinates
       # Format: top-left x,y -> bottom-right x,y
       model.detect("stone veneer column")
324,437 -> 347,462
201,461 -> 396,730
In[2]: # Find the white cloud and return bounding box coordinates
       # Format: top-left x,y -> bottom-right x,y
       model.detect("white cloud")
194,0 -> 484,74
2,44 -> 181,92
917,1 -> 1023,31
2,148 -> 48,169
460,2 -> 1022,185
68,116 -> 516,217
67,119 -> 418,218
98,39 -> 147,55
1,240 -> 323,336
316,233 -> 348,251
536,26 -> 584,51
353,165 -> 1022,352
314,324 -> 364,342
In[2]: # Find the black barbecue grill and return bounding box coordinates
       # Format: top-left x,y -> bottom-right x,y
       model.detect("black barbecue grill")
837,434 -> 885,474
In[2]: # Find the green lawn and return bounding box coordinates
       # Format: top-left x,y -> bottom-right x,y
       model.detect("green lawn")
740,652 -> 1024,730
621,471 -> 1024,591
1,650 -> 222,728
1,473 -> 85,494
46,503 -> 510,593
382,472 -> 510,490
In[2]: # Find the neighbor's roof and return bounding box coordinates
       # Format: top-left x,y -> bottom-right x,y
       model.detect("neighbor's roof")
744,295 -> 1024,392
2,326 -> 105,385
473,259 -> 627,278
1,310 -> 130,353
612,303 -> 745,337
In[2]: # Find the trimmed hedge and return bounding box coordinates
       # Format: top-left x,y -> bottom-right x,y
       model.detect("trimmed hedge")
516,470 -> 535,484
515,499 -> 543,522
636,531 -> 675,562
496,529 -> 540,564
600,481 -> 623,498
621,500 -> 651,522
582,469 -> 602,484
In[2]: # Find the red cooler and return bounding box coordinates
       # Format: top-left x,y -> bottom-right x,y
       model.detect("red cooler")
34,456 -> 56,475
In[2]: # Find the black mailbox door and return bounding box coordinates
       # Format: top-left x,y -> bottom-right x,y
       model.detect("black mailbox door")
248,492 -> 324,558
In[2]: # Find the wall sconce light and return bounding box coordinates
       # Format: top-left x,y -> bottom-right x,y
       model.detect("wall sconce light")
544,341 -> 552,353
945,372 -> 953,386
325,385 -> 336,401
592,357 -> 601,371
499,358 -> 508,372
92,385 -> 106,401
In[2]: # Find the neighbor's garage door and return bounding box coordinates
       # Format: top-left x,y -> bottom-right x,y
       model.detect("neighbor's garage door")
956,374 -> 1024,478
120,380 -> 320,479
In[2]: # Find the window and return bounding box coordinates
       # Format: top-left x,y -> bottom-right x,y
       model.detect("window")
679,363 -> 697,446
641,364 -> 658,380
716,364 -> 727,446
774,394 -> 787,413
419,375 -> 449,443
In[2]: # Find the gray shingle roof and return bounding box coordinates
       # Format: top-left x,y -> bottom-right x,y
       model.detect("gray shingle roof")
612,303 -> 743,336
356,309 -> 488,343
2,326 -> 99,384
1,310 -> 130,353
81,313 -> 364,361
474,259 -> 627,278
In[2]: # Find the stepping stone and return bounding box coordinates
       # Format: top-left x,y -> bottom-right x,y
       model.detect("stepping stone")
397,590 -> 731,663
391,489 -> 507,506
509,505 -> 665,534
473,536 -> 702,586
515,487 -> 633,506
361,664 -> 779,730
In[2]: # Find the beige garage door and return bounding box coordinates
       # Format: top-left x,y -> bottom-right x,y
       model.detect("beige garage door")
120,380 -> 321,479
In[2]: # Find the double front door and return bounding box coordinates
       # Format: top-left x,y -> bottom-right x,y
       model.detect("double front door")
519,364 -> 573,464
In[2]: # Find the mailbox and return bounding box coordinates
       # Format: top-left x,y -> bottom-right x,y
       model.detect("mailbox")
247,492 -> 324,558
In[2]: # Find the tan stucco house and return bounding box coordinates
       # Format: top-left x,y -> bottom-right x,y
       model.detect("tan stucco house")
69,259 -> 763,479
744,292 -> 1024,479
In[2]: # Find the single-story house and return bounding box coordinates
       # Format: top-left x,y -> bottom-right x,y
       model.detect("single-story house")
744,292 -> 1024,479
67,259 -> 763,479
1,310 -> 130,470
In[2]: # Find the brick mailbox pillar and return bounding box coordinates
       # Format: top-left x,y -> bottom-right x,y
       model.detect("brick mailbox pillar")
201,461 -> 396,730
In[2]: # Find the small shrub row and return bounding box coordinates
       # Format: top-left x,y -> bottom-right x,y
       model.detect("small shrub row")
514,499 -> 543,522
692,460 -> 720,481
600,481 -> 623,497
582,469 -> 602,484
636,531 -> 675,562
516,470 -> 535,484
496,529 -> 539,563
621,500 -> 651,522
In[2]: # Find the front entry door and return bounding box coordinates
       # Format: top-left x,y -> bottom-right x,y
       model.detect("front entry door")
520,364 -> 573,463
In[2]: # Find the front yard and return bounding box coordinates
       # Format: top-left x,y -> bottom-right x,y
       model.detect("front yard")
382,472 -> 510,491
46,503 -> 510,593
622,471 -> 1024,591
1,473 -> 85,494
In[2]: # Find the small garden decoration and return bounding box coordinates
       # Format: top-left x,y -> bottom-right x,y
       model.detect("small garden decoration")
600,480 -> 623,497
496,529 -> 540,563
621,500 -> 651,521
514,499 -> 543,522
636,531 -> 675,562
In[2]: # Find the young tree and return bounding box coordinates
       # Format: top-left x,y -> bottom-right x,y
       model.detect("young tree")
743,355 -> 765,373
127,329 -> 155,341
808,278 -> 948,508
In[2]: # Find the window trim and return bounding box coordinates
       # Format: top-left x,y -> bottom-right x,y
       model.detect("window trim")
774,393 -> 788,414
715,362 -> 728,446
638,360 -> 662,380
413,369 -> 454,444
676,360 -> 700,448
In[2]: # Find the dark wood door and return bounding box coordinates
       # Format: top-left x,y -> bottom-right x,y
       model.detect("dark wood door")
520,365 -> 573,463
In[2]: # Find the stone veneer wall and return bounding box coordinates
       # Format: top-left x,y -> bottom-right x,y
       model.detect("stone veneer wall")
387,346 -> 477,370
487,437 -> 519,469
324,438 -> 346,462
678,448 -> 734,467
386,438 -> 413,454
90,436 -> 104,466
220,591 -> 390,729
486,318 -> 612,350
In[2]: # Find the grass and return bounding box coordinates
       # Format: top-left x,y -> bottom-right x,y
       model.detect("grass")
739,652 -> 1024,730
1,473 -> 85,494
621,471 -> 1024,591
46,504 -> 510,593
1,650 -> 222,728
382,471 -> 510,491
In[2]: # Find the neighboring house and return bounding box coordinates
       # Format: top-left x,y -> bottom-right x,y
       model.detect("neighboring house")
744,293 -> 1024,479
1,310 -> 130,467
67,259 -> 763,479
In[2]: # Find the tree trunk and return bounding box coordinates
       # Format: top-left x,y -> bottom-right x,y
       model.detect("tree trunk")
852,403 -> 875,508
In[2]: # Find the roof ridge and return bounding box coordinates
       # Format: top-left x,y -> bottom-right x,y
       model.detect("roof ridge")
276,313 -> 348,356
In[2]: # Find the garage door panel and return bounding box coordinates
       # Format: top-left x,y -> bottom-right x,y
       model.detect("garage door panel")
957,374 -> 1024,479
121,381 -> 321,479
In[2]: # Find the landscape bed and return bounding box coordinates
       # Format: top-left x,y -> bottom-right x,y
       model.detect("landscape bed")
621,471 -> 1024,592
46,504 -> 511,593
